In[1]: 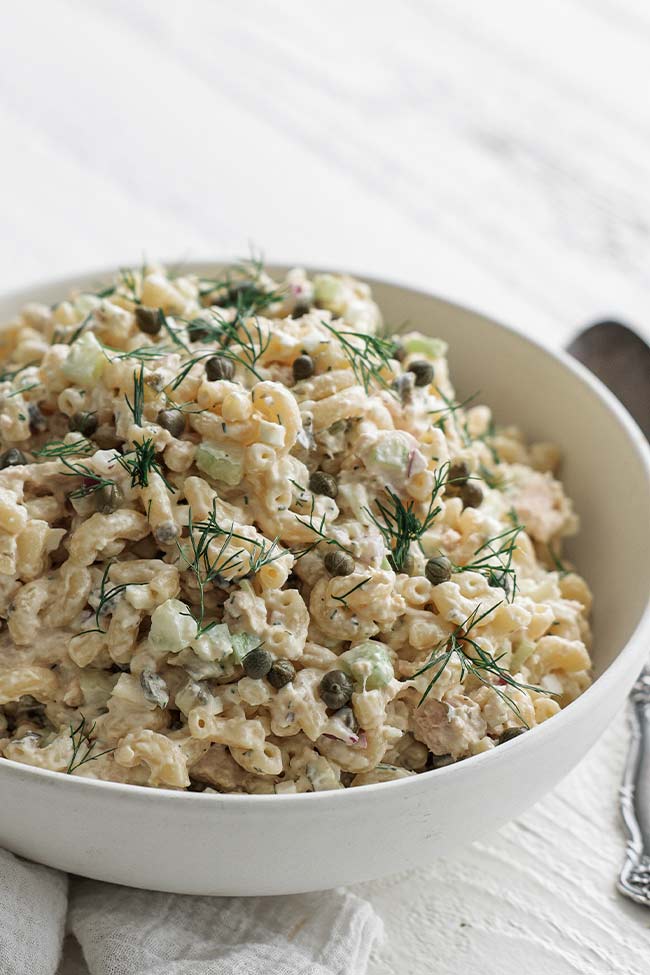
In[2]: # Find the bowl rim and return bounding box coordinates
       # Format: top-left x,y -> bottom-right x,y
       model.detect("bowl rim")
1,259 -> 650,807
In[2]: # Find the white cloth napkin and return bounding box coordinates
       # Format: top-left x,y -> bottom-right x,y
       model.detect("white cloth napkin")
0,849 -> 382,975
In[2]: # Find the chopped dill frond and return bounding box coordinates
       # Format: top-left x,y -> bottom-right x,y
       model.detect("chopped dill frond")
176,502 -> 284,636
364,464 -> 449,572
292,496 -> 354,560
321,320 -> 399,395
197,255 -> 284,315
115,438 -> 175,492
332,576 -> 370,608
7,383 -> 39,398
74,562 -> 131,638
125,366 -> 145,426
34,438 -> 95,459
0,361 -> 38,383
114,344 -> 173,362
60,458 -> 116,500
549,545 -> 570,577
67,714 -> 115,773
414,602 -> 550,724
453,524 -> 524,601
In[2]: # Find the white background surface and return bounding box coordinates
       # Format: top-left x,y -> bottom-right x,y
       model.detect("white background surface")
1,1 -> 650,972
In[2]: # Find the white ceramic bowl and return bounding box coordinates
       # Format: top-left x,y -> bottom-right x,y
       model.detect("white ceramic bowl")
1,266 -> 649,896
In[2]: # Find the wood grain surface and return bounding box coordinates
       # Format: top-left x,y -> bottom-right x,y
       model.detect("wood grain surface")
1,2 -> 649,972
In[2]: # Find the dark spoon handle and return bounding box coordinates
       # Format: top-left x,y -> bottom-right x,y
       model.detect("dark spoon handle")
567,320 -> 650,907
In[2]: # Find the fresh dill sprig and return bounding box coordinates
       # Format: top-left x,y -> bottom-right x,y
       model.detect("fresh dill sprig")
292,496 -> 354,560
167,315 -> 271,390
478,461 -> 505,490
453,524 -> 523,601
114,344 -> 174,362
217,313 -> 272,373
117,266 -> 141,304
159,309 -> 191,351
115,438 -> 175,491
332,576 -> 370,608
428,390 -> 477,431
66,312 -> 93,346
34,438 -> 95,459
177,502 -> 285,636
198,256 -> 283,315
60,458 -> 116,500
0,361 -> 38,383
75,562 -> 131,637
414,602 -> 549,725
549,545 -> 570,578
473,417 -> 500,464
321,320 -> 399,395
125,367 -> 145,426
364,464 -> 449,572
7,382 -> 39,398
67,714 -> 115,773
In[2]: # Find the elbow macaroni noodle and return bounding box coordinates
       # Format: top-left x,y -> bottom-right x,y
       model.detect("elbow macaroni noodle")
0,261 -> 592,792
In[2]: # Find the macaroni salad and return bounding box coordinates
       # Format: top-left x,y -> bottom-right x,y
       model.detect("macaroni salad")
0,261 -> 592,793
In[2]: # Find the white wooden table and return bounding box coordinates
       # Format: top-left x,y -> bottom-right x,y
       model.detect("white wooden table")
1,1 -> 649,971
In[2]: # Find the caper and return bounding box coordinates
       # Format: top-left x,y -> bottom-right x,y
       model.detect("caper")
319,670 -> 354,710
309,470 -> 338,498
429,752 -> 455,769
488,569 -> 511,596
408,360 -> 434,387
498,727 -> 526,744
94,482 -> 124,514
135,305 -> 162,335
227,281 -> 255,304
205,356 -> 235,382
336,706 -> 358,734
292,354 -> 314,381
210,281 -> 255,308
157,409 -> 185,438
28,404 -> 46,434
140,670 -> 169,710
242,648 -> 274,680
461,482 -> 484,508
425,556 -> 452,586
291,301 -> 312,318
267,658 -> 296,689
69,412 -> 98,437
187,320 -> 210,342
448,459 -> 470,487
324,550 -> 355,577
153,521 -> 179,545
392,341 -> 406,362
392,373 -> 415,405
0,448 -> 25,469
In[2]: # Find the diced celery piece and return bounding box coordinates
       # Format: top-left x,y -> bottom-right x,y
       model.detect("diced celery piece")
195,441 -> 243,486
402,335 -> 448,359
510,638 -> 536,672
370,432 -> 411,471
175,678 -> 214,716
191,623 -> 232,662
339,641 -> 394,690
230,631 -> 261,664
63,331 -> 106,385
313,273 -> 346,314
149,598 -> 196,653
78,669 -> 118,709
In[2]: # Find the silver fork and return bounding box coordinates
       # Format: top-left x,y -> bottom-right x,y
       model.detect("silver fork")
567,320 -> 650,907
618,666 -> 650,905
